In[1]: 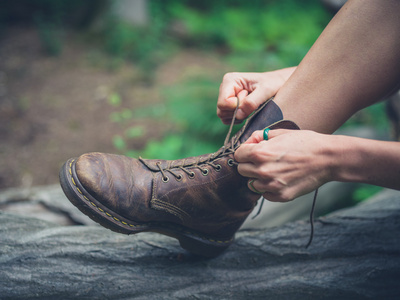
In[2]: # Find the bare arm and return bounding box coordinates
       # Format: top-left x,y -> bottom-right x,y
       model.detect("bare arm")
275,0 -> 400,133
233,0 -> 400,202
235,130 -> 400,202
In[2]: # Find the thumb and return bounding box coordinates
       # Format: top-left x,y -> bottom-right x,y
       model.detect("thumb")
244,128 -> 291,144
227,90 -> 248,111
224,96 -> 240,111
237,88 -> 269,120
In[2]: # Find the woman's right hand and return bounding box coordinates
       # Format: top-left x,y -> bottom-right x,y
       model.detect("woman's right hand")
217,67 -> 296,125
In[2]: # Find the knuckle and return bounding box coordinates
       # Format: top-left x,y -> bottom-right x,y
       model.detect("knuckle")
221,73 -> 233,83
217,101 -> 230,111
266,180 -> 280,191
250,147 -> 266,162
241,99 -> 258,115
279,190 -> 294,202
257,167 -> 271,179
242,98 -> 258,110
222,72 -> 238,81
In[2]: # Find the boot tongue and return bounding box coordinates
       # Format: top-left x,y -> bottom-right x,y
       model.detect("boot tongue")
237,98 -> 283,143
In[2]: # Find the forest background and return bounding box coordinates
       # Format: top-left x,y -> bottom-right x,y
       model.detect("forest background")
0,0 -> 388,203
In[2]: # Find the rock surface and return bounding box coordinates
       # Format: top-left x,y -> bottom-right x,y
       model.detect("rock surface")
1,189 -> 400,299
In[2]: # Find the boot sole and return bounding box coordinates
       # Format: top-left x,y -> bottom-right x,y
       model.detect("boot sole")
59,158 -> 232,257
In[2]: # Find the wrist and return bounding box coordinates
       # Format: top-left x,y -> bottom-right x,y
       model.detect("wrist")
259,68 -> 296,96
328,135 -> 370,183
272,67 -> 296,82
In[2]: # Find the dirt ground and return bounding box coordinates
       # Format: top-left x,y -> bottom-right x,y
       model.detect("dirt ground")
0,27 -> 227,189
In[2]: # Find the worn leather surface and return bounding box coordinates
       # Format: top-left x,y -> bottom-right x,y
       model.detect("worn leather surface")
75,99 -> 292,238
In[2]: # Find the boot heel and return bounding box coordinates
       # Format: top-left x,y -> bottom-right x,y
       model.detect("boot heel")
177,235 -> 232,258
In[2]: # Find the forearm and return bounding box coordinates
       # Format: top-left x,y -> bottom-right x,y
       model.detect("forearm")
330,136 -> 400,190
274,0 -> 400,133
269,66 -> 296,84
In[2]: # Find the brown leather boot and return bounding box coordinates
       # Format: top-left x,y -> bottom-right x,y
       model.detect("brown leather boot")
59,99 -> 298,257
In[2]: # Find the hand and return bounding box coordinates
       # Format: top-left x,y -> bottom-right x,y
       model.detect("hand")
217,68 -> 295,125
234,129 -> 334,202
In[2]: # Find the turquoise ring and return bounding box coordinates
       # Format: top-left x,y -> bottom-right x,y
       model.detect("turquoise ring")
263,128 -> 270,141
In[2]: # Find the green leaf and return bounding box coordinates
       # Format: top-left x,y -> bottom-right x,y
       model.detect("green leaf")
112,135 -> 126,150
108,93 -> 122,107
125,126 -> 144,138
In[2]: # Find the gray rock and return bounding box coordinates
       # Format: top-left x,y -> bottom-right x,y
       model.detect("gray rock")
1,189 -> 400,299
0,184 -> 97,226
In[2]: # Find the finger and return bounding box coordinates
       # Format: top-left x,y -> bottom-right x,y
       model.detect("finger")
243,130 -> 264,144
266,128 -> 292,139
219,107 -> 246,124
218,111 -> 235,125
243,128 -> 293,144
251,182 -> 290,203
217,96 -> 238,116
218,72 -> 250,97
217,75 -> 243,110
234,143 -> 257,163
237,89 -> 248,101
247,178 -> 265,195
236,88 -> 269,120
219,93 -> 250,124
217,81 -> 237,105
237,161 -> 259,179
247,179 -> 290,202
224,96 -> 240,110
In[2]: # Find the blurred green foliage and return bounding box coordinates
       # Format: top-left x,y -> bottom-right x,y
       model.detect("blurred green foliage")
136,77 -> 241,160
103,2 -> 172,75
100,0 -> 330,73
167,0 -> 329,69
106,0 -> 333,160
2,0 -> 388,202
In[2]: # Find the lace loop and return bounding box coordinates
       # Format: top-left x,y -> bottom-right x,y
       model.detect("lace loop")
140,98 -> 240,180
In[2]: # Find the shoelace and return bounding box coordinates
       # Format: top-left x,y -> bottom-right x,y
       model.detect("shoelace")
139,98 -> 241,181
228,97 -> 318,248
252,189 -> 318,248
140,98 -> 318,248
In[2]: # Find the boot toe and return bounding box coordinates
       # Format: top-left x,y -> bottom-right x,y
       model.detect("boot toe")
74,152 -> 150,218
75,152 -> 111,200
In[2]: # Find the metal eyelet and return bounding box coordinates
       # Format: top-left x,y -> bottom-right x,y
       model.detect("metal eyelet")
228,159 -> 234,167
202,169 -> 209,176
162,176 -> 169,183
176,174 -> 183,181
188,172 -> 195,179
215,164 -> 222,172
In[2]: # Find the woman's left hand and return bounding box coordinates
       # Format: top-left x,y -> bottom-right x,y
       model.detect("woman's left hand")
234,129 -> 335,202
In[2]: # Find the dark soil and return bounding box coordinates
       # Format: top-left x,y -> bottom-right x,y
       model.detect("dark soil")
0,27 -> 227,189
